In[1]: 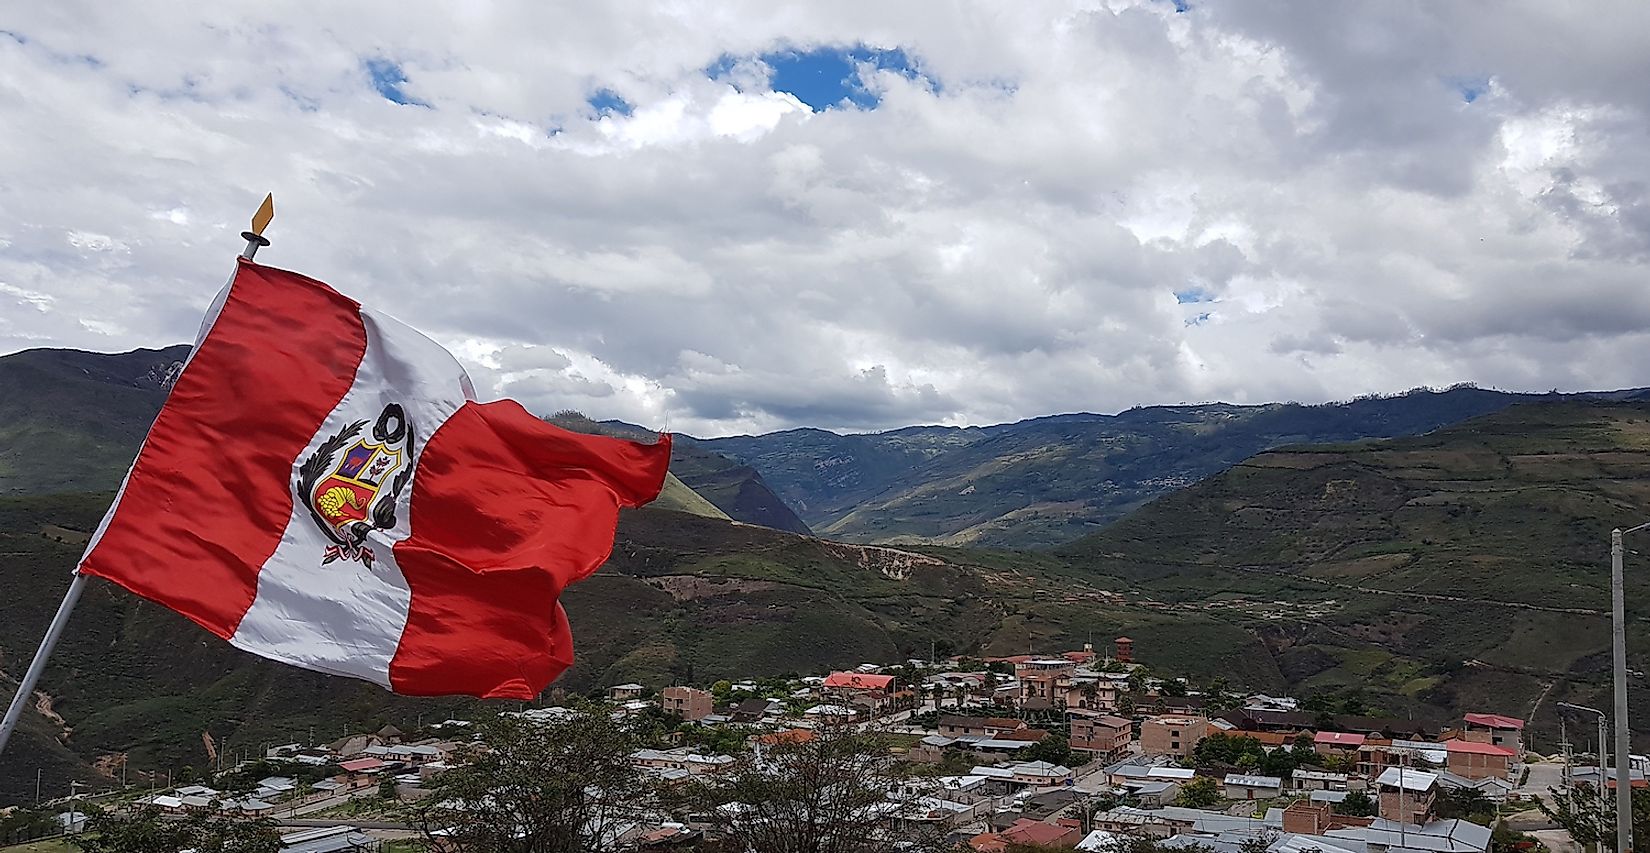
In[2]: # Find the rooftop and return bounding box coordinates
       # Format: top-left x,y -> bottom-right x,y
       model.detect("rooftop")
1225,774 -> 1284,788
823,671 -> 895,690
1463,712 -> 1524,730
1444,739 -> 1517,757
1375,767 -> 1439,792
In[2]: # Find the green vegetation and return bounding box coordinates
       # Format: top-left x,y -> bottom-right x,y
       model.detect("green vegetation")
1174,775 -> 1222,808
702,386 -> 1562,547
1062,400 -> 1650,751
0,346 -> 187,496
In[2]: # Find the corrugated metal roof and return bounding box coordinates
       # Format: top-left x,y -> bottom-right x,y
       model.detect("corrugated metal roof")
1224,774 -> 1284,788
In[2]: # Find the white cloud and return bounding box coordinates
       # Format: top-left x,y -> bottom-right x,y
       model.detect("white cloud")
2,2 -> 1649,436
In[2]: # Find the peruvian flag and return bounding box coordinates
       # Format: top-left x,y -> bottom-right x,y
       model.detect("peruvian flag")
77,259 -> 671,699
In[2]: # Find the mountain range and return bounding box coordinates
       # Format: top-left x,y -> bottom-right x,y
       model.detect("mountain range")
695,386 -> 1650,548
6,344 -> 1650,807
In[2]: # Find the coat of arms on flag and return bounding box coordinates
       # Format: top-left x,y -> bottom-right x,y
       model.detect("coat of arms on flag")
297,403 -> 415,566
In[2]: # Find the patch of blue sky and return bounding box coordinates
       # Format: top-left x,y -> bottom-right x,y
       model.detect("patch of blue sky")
586,88 -> 633,117
709,44 -> 922,111
1447,75 -> 1490,104
364,58 -> 428,107
1186,312 -> 1213,327
1175,287 -> 1216,304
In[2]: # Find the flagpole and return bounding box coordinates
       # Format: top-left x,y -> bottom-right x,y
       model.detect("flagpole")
0,195 -> 275,762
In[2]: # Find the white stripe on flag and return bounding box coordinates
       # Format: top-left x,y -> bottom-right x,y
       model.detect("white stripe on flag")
230,308 -> 473,687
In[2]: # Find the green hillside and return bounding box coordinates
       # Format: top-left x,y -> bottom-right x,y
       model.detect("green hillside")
1059,400 -> 1650,750
0,493 -> 1244,806
702,387 -> 1647,548
0,346 -> 188,494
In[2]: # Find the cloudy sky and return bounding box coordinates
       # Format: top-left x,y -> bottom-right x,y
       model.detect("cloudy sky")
3,2 -> 1649,436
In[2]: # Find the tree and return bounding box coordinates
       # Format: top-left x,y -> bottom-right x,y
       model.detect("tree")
1537,782 -> 1650,850
1338,790 -> 1376,818
1017,732 -> 1073,768
1434,787 -> 1492,824
413,711 -> 652,852
70,804 -> 280,853
668,721 -> 949,852
378,775 -> 399,801
0,808 -> 60,845
1174,776 -> 1221,808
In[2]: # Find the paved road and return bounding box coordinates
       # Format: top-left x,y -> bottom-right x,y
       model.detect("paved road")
1530,827 -> 1580,853
1514,761 -> 1567,804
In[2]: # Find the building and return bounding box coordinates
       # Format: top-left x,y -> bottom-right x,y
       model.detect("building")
1291,769 -> 1350,792
1281,800 -> 1339,835
1357,738 -> 1447,778
970,818 -> 1082,851
1462,713 -> 1524,757
1069,710 -> 1132,759
971,760 -> 1076,788
1064,671 -> 1125,711
1314,731 -> 1367,757
607,683 -> 646,701
1140,713 -> 1206,759
359,742 -> 448,764
631,747 -> 734,776
1106,763 -> 1195,787
659,686 -> 713,722
278,825 -> 379,853
730,697 -> 774,724
802,704 -> 860,723
1115,637 -> 1134,664
823,671 -> 897,712
1375,766 -> 1437,824
1445,740 -> 1518,781
940,716 -> 1028,738
1016,658 -> 1078,708
1224,773 -> 1285,800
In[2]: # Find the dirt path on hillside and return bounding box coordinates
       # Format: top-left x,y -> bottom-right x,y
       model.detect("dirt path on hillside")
1219,563 -> 1608,617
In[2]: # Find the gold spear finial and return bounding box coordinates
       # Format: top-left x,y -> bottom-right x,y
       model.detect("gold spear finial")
250,193 -> 275,236
240,194 -> 274,259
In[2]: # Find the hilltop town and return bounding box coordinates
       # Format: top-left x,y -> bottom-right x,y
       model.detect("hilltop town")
11,636 -> 1587,852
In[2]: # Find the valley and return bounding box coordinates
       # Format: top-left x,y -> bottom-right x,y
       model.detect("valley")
5,346 -> 1650,811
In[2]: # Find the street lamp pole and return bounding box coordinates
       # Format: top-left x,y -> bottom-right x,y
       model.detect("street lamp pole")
1611,523 -> 1649,853
1560,701 -> 1609,849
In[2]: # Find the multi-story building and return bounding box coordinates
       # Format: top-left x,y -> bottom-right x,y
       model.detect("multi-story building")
1445,740 -> 1517,781
1461,713 -> 1524,757
1015,658 -> 1077,708
660,686 -> 714,722
1375,766 -> 1437,824
1139,713 -> 1206,759
1069,710 -> 1132,760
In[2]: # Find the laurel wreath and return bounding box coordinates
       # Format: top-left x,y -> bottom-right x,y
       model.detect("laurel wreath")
295,405 -> 419,559
297,420 -> 366,548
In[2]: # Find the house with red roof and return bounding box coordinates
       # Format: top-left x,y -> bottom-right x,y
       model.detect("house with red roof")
1445,739 -> 1518,781
970,818 -> 1081,851
823,671 -> 898,714
1314,730 -> 1367,757
1462,713 -> 1524,757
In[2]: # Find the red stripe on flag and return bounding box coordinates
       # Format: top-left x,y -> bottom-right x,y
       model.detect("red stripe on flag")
389,402 -> 671,699
80,260 -> 367,638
